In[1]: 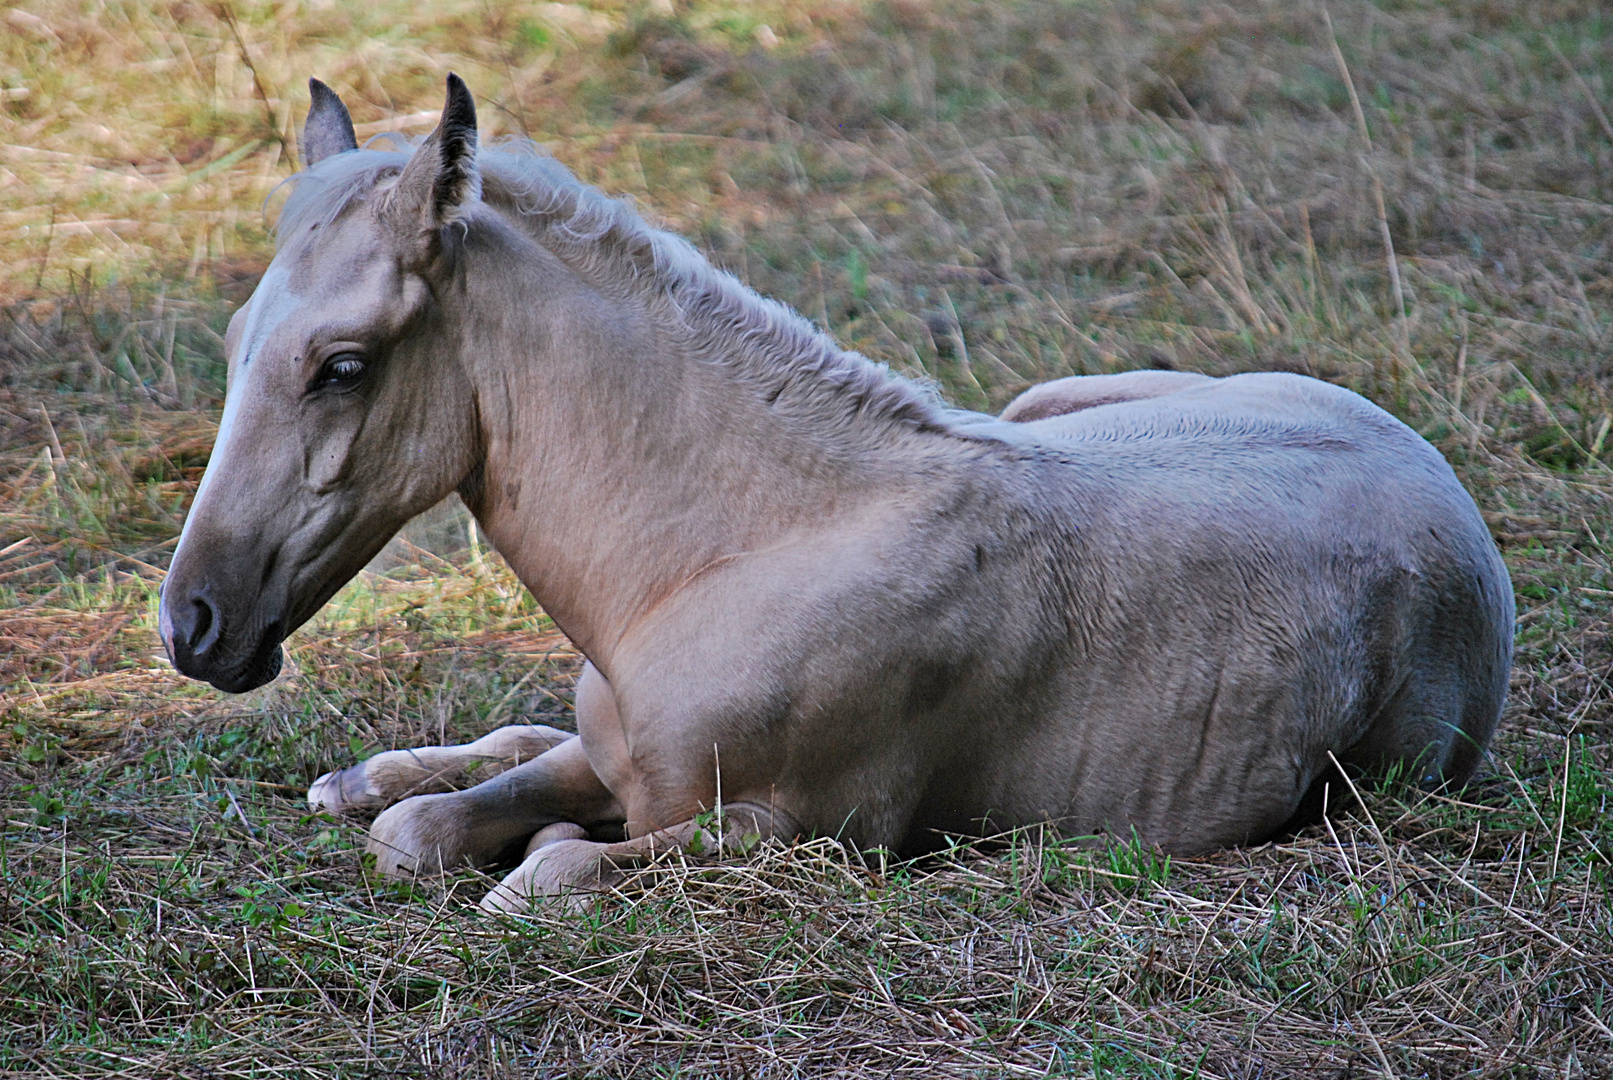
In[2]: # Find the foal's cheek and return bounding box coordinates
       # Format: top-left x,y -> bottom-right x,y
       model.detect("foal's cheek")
299,397 -> 367,493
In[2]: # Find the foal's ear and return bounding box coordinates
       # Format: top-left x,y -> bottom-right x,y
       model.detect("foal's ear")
381,73 -> 481,240
301,78 -> 358,166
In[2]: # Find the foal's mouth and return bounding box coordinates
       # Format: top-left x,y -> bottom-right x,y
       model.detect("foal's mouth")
204,634 -> 285,694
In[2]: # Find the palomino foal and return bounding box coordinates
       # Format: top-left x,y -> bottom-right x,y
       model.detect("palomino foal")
160,77 -> 1513,912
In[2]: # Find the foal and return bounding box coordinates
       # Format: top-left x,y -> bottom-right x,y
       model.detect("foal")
160,76 -> 1512,911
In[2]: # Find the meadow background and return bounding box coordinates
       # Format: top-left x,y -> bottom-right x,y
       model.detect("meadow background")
2,0 -> 1612,1075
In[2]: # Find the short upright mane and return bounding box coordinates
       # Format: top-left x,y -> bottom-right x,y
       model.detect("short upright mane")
277,137 -> 948,435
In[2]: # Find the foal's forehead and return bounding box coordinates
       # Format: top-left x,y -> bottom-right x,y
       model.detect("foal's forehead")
235,237 -> 382,364
236,259 -> 303,368
284,200 -> 397,275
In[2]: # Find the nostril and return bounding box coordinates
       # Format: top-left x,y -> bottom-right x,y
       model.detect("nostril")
188,596 -> 221,655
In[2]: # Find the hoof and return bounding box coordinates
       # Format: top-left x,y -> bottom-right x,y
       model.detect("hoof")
308,763 -> 386,814
480,838 -> 621,914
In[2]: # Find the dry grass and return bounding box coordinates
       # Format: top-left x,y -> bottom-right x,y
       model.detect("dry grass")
3,0 -> 1613,1075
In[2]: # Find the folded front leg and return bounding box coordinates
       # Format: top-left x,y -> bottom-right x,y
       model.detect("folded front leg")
308,724 -> 574,814
366,735 -> 623,876
478,801 -> 797,913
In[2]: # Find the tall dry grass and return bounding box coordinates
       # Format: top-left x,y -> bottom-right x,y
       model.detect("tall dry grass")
2,0 -> 1612,1076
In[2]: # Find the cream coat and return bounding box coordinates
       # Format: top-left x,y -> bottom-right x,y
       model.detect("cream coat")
159,77 -> 1513,911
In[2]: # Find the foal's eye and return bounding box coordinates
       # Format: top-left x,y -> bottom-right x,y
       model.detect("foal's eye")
315,353 -> 366,390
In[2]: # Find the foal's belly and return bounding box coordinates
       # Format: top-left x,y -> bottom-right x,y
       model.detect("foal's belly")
908,686 -> 1322,855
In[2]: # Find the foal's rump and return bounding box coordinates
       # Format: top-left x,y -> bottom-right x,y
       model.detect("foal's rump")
971,372 -> 1512,850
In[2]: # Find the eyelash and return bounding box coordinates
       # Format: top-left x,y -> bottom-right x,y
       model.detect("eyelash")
314,353 -> 366,391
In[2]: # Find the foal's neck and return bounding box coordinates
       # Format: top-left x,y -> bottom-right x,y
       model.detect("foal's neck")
460,237 -> 946,670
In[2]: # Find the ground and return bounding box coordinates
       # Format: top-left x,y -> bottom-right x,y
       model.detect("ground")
1,1 -> 1611,1076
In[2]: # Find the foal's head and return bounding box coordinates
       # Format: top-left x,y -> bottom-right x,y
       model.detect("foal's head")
161,77 -> 487,691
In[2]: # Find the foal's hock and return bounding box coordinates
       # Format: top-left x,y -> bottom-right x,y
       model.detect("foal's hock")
159,75 -> 1513,912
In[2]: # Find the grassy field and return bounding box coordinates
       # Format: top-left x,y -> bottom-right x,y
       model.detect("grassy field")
2,0 -> 1613,1075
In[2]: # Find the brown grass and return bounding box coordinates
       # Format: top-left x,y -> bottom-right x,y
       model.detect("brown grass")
2,0 -> 1612,1076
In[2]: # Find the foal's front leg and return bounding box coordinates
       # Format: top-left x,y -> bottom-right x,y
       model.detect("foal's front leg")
307,724 -> 574,813
364,735 -> 623,876
479,801 -> 794,913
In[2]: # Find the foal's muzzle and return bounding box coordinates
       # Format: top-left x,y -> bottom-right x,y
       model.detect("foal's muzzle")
160,581 -> 284,693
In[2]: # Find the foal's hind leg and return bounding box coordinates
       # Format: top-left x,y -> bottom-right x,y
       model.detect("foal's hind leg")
1343,666 -> 1500,791
999,370 -> 1213,422
307,724 -> 574,814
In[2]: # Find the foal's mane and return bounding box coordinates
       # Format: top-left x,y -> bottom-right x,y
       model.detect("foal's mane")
277,138 -> 949,436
